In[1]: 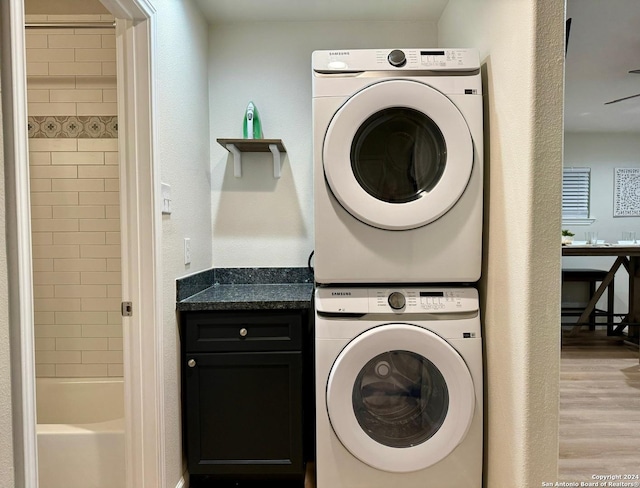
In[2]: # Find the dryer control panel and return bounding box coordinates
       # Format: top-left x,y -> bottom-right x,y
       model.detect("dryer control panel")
315,287 -> 478,314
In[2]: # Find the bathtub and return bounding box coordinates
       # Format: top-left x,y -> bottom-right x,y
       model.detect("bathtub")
36,377 -> 125,488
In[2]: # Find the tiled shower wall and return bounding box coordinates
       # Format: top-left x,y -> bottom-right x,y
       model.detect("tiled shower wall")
26,14 -> 123,378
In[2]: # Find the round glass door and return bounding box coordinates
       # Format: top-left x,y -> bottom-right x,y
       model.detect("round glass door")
352,350 -> 449,449
326,324 -> 475,473
323,79 -> 473,230
351,108 -> 447,204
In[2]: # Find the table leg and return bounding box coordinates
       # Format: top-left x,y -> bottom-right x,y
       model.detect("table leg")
627,257 -> 640,343
569,257 -> 623,337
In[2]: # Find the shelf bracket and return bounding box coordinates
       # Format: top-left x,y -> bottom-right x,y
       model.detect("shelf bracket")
269,144 -> 282,179
217,139 -> 286,179
226,144 -> 242,177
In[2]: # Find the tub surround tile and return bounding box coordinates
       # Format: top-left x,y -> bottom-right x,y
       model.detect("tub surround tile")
108,364 -> 124,376
36,364 -> 56,377
56,363 -> 108,377
48,35 -> 102,49
26,34 -> 48,49
177,267 -> 314,311
56,337 -> 108,351
36,325 -> 82,338
81,325 -> 122,338
34,285 -> 54,298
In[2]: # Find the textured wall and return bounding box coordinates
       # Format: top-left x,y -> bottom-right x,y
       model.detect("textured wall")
439,0 -> 564,486
154,0 -> 213,484
208,21 -> 438,267
25,14 -> 123,378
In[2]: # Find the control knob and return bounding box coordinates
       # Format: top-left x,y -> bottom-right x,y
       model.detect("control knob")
387,49 -> 407,67
388,291 -> 406,310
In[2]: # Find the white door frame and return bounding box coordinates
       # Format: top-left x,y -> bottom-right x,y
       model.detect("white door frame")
4,0 -> 165,486
105,1 -> 165,486
1,1 -> 38,486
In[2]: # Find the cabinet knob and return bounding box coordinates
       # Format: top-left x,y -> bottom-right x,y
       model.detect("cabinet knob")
187,359 -> 196,368
239,328 -> 248,337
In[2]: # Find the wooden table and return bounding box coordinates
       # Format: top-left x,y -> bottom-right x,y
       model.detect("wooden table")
562,245 -> 640,343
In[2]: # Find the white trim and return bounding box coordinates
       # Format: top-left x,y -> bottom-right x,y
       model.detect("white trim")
323,80 -> 473,230
110,1 -> 165,487
1,1 -> 39,486
175,475 -> 187,488
326,324 -> 475,473
5,0 -> 163,487
100,0 -> 153,21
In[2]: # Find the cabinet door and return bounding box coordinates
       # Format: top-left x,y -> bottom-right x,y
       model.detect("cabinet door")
185,351 -> 304,478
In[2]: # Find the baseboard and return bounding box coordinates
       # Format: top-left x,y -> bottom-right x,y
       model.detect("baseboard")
175,474 -> 187,488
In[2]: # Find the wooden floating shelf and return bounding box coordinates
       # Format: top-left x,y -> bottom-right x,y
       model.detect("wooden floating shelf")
217,138 -> 286,178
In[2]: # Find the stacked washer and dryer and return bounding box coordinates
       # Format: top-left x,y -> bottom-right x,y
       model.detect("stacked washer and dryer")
312,48 -> 484,488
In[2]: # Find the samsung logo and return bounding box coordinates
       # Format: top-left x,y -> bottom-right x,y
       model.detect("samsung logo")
331,292 -> 352,296
329,51 -> 349,56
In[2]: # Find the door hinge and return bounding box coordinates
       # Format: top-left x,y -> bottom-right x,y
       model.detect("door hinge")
121,301 -> 133,317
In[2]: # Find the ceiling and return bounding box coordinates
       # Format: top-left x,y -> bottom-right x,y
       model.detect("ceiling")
196,0 -> 640,133
29,0 -> 634,133
192,0 -> 447,23
564,0 -> 640,133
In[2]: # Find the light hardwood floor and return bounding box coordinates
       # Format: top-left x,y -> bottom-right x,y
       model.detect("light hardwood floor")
559,329 -> 640,481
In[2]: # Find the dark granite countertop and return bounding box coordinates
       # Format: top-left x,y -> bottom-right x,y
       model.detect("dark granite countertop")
176,267 -> 314,312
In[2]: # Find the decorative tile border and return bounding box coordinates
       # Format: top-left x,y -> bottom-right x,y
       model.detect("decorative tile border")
28,116 -> 118,139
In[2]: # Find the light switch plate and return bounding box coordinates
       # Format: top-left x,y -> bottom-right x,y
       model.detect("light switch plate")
161,182 -> 171,214
184,238 -> 191,265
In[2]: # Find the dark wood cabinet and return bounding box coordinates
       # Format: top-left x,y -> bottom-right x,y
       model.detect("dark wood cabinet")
182,310 -> 308,484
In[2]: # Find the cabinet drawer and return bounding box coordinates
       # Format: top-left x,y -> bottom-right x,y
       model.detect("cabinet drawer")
185,311 -> 302,352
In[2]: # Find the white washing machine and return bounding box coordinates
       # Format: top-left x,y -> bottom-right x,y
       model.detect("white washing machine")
313,48 -> 483,284
315,286 -> 483,488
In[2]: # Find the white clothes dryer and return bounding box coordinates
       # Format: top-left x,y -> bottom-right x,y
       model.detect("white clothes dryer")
313,48 -> 483,284
315,286 -> 483,488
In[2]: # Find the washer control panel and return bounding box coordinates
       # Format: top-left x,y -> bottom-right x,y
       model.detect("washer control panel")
313,48 -> 480,72
315,287 -> 478,314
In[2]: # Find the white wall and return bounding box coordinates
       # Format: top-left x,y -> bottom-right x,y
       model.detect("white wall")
154,0 -> 212,484
562,132 -> 640,313
440,0 -> 564,486
207,21 -> 437,267
563,132 -> 640,241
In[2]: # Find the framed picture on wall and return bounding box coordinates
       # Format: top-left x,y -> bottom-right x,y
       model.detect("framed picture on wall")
614,168 -> 640,217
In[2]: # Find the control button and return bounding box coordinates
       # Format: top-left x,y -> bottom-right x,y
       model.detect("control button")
388,291 -> 406,310
387,49 -> 406,67
328,60 -> 348,70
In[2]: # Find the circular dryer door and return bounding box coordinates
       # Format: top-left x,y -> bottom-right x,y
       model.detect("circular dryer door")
323,79 -> 474,230
326,323 -> 475,473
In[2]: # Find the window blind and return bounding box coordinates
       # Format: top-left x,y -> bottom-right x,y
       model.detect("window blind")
562,168 -> 590,218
